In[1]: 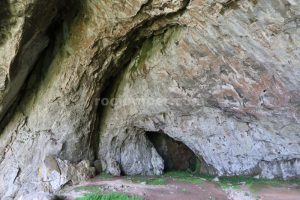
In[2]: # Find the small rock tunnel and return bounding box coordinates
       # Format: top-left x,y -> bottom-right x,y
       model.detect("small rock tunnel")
146,131 -> 204,173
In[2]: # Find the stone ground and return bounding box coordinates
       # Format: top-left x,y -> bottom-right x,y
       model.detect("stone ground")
60,175 -> 300,200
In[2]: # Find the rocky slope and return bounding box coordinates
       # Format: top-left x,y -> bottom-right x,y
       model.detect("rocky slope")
0,0 -> 299,199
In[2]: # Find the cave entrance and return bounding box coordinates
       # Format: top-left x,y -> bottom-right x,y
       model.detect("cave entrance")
146,131 -> 203,173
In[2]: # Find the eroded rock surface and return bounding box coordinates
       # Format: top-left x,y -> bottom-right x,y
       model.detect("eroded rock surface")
0,0 -> 299,199
99,0 -> 300,179
0,0 -> 60,122
40,156 -> 95,192
0,0 -> 190,198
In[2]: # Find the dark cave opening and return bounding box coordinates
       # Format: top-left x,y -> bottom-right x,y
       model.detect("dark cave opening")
146,131 -> 202,173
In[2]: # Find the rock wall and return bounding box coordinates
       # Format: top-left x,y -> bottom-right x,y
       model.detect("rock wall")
0,0 -> 299,199
99,0 -> 300,179
99,23 -> 299,178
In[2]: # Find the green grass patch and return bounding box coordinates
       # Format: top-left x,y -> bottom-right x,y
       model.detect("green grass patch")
218,176 -> 254,189
164,171 -> 206,185
126,171 -> 207,185
181,188 -> 189,193
126,171 -> 212,185
96,173 -> 115,179
249,178 -> 300,193
75,192 -> 143,200
95,170 -> 300,194
217,176 -> 300,193
126,175 -> 166,185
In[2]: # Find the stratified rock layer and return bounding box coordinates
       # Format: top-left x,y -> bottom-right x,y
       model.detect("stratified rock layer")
0,0 -> 299,199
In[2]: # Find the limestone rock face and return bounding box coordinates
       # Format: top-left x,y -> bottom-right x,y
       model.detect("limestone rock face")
0,0 -> 299,199
0,0 -> 59,122
99,0 -> 300,179
40,156 -> 95,192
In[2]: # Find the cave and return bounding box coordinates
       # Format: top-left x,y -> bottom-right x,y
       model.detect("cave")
146,131 -> 202,173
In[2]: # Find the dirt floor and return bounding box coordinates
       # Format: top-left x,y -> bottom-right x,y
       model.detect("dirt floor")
255,186 -> 300,200
61,176 -> 300,200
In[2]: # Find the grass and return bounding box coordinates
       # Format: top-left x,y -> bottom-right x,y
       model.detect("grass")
217,176 -> 254,189
130,171 -> 300,193
181,188 -> 188,193
216,176 -> 300,193
69,170 -> 300,200
126,171 -> 207,185
95,171 -> 300,193
97,173 -> 115,179
126,175 -> 166,185
75,192 -> 143,200
164,171 -> 207,185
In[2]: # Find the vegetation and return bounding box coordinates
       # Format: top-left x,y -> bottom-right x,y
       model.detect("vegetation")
129,38 -> 153,78
95,171 -> 300,193
165,171 -> 207,185
124,170 -> 300,194
75,192 -> 143,200
126,171 -> 207,185
126,175 -> 166,185
97,173 -> 115,179
221,175 -> 299,187
128,27 -> 181,81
